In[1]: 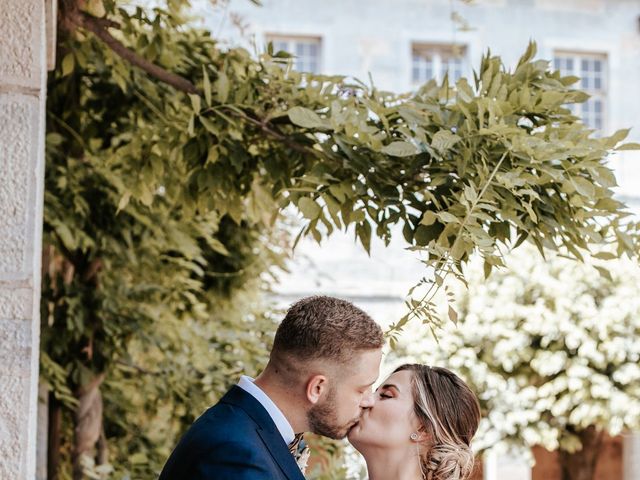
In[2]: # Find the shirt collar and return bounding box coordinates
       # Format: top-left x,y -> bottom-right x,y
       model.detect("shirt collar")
237,375 -> 295,445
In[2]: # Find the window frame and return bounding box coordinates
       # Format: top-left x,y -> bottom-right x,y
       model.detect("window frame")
553,51 -> 608,132
411,43 -> 468,85
265,34 -> 323,74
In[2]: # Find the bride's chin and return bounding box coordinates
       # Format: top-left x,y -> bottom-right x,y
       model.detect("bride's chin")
347,423 -> 364,444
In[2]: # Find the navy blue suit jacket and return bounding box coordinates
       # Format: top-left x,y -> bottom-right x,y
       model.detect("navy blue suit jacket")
158,386 -> 306,480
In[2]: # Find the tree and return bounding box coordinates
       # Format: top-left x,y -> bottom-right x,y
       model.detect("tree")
406,246 -> 640,480
43,126 -> 288,478
45,0 -> 639,477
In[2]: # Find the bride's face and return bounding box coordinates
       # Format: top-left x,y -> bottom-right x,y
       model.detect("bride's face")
347,369 -> 422,451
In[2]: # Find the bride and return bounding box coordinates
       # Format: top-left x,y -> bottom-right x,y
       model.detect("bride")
348,363 -> 481,480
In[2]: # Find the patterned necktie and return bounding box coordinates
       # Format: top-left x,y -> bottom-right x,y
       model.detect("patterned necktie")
288,433 -> 306,458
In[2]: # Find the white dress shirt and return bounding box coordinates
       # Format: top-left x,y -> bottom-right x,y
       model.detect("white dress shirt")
237,375 -> 295,445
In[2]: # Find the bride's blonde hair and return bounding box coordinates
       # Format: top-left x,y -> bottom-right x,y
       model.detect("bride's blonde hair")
394,364 -> 481,480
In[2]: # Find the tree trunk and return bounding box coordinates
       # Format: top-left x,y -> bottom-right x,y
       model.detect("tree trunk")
96,427 -> 109,466
47,395 -> 62,480
559,426 -> 604,480
72,374 -> 105,480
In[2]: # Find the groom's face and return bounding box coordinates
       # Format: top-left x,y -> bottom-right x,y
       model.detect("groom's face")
307,348 -> 382,439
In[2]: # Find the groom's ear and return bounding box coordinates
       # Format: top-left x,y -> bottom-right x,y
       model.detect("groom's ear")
305,374 -> 328,405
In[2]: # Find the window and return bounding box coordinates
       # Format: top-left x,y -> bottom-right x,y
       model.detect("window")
554,52 -> 607,131
266,35 -> 322,74
412,44 -> 466,85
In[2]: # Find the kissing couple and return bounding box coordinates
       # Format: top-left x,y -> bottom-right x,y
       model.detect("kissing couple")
159,296 -> 481,480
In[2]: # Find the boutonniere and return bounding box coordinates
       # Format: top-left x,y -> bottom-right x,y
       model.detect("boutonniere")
296,445 -> 311,474
289,434 -> 311,474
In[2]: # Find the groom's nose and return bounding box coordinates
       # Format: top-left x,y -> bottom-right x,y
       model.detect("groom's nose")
360,390 -> 375,408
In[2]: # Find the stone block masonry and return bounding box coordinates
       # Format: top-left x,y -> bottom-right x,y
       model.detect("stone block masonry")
0,0 -> 52,477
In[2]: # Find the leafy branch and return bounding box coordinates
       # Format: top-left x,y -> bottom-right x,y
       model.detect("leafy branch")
65,9 -> 199,94
387,150 -> 509,343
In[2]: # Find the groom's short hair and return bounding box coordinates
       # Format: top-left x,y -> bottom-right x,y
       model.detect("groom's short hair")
271,295 -> 384,363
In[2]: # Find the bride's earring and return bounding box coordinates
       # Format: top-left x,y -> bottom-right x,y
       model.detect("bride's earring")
410,432 -> 419,441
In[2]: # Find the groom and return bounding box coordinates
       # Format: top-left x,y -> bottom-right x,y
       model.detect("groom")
158,295 -> 384,479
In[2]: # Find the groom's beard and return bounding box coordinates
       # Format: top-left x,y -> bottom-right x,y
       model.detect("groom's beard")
307,386 -> 361,440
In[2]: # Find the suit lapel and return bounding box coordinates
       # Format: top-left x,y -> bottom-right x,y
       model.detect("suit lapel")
256,424 -> 306,480
220,386 -> 305,480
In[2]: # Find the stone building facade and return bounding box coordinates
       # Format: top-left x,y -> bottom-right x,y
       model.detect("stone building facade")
0,0 -> 54,477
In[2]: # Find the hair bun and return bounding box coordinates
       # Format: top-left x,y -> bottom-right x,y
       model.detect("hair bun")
426,443 -> 475,480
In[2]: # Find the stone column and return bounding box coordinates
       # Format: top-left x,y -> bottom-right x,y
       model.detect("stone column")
623,433 -> 640,480
484,451 -> 532,480
0,0 -> 55,478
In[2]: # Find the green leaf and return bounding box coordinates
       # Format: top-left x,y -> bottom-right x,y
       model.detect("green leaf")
594,265 -> 613,282
572,177 -> 595,198
616,142 -> 640,151
61,54 -> 75,77
46,133 -> 65,146
594,198 -> 622,210
605,128 -> 630,148
117,192 -> 131,213
464,184 -> 477,203
539,90 -> 565,107
298,197 -> 322,219
431,130 -> 461,154
53,221 -> 76,250
288,107 -> 330,130
523,203 -> 538,223
203,66 -> 212,106
206,146 -> 219,164
519,85 -> 531,108
592,251 -> 617,260
130,452 -> 148,464
189,94 -> 201,113
420,211 -> 438,226
593,167 -> 618,188
517,41 -> 537,67
451,238 -> 467,260
216,72 -> 230,103
209,238 -> 230,256
200,116 -> 219,134
483,260 -> 492,279
414,224 -> 442,246
381,141 -> 418,157
357,221 -> 372,254
187,115 -> 195,136
448,304 -> 458,324
437,212 -> 459,224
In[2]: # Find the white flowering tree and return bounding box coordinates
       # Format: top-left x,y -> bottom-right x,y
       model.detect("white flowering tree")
406,246 -> 640,480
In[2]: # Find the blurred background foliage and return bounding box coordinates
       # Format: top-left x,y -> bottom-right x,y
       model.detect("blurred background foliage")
43,123 -> 288,478
406,245 -> 640,480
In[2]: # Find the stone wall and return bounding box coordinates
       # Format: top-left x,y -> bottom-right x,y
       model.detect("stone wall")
0,0 -> 52,477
